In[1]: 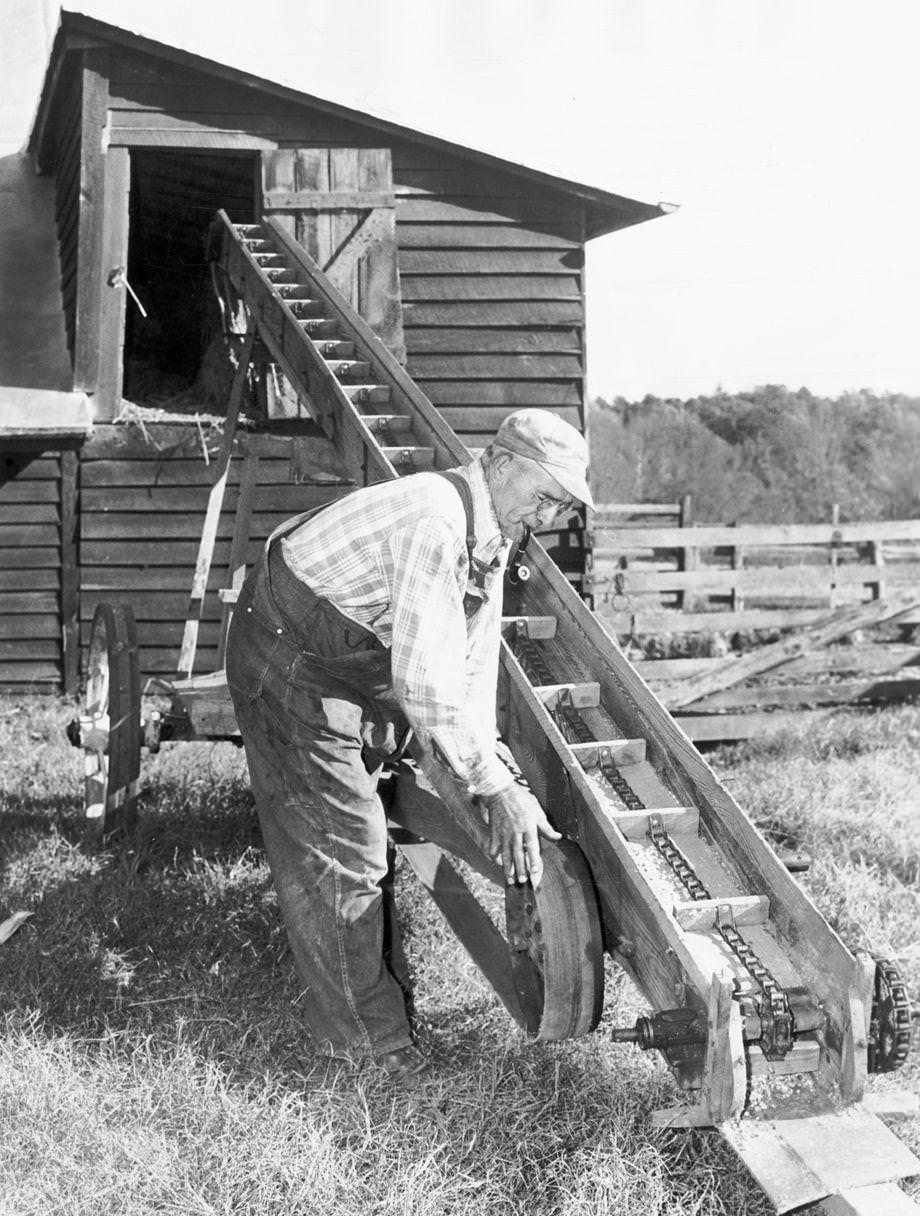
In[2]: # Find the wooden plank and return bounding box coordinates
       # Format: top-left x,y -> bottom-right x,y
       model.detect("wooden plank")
674,709 -> 835,742
79,591 -> 222,621
400,275 -> 582,301
667,592 -> 920,709
422,383 -> 582,407
397,223 -> 579,250
396,196 -> 574,225
80,482 -> 334,513
0,639 -> 60,661
0,614 -> 58,640
595,606 -> 851,636
74,49 -> 109,394
0,457 -> 60,481
405,354 -> 583,379
406,327 -> 581,353
0,569 -> 59,591
533,681 -> 601,710
1,592 -> 59,614
96,145 -> 131,418
594,502 -> 682,518
821,1183 -> 920,1215
398,249 -> 579,274
80,540 -> 234,567
79,618 -> 220,647
263,190 -> 395,210
0,480 -> 60,503
109,127 -> 277,151
80,457 -> 319,487
178,326 -> 255,676
638,645 -> 920,683
82,510 -> 299,540
60,451 -> 78,693
0,527 -> 64,551
673,894 -> 770,931
0,504 -> 60,525
82,567 -> 233,593
0,662 -> 61,683
595,520 -> 920,551
721,1107 -> 920,1214
610,563 -> 920,595
678,674 -> 920,711
218,449 -> 258,666
402,301 -> 584,326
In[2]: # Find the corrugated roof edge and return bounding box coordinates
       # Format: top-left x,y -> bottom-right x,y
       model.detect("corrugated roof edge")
29,10 -> 666,239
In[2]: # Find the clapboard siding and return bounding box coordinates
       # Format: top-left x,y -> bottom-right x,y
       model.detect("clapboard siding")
78,423 -> 352,677
0,453 -> 63,690
102,48 -> 589,450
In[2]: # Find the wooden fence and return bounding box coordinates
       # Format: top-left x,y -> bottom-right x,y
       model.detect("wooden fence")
587,507 -> 920,636
586,503 -> 920,741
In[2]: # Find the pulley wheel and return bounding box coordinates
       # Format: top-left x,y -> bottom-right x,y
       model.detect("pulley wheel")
81,602 -> 142,841
505,837 -> 605,1040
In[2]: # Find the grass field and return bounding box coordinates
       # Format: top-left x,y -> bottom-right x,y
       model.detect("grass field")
2,697 -> 919,1215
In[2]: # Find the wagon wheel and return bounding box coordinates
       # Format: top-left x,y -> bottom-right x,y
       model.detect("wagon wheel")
80,603 -> 142,841
505,837 -> 605,1040
387,763 -> 605,1041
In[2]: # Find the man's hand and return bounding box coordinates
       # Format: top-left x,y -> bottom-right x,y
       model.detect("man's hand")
482,783 -> 561,887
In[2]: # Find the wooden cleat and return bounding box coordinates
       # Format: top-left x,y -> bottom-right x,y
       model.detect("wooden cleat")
501,615 -> 558,640
326,359 -> 372,380
381,446 -> 435,472
570,737 -> 647,767
672,893 -> 770,932
613,805 -> 700,841
533,681 -> 601,711
341,384 -> 391,404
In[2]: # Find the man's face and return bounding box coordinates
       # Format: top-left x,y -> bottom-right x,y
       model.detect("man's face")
488,452 -> 575,541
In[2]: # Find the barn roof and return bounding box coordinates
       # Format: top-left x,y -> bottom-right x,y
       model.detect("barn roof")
29,10 -> 664,241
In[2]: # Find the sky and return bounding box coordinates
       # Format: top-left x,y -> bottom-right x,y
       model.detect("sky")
8,0 -> 920,402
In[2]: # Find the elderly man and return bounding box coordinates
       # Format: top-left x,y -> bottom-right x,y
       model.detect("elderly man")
226,408 -> 593,1088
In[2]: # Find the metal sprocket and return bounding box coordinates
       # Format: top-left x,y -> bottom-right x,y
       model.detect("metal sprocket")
868,957 -> 913,1073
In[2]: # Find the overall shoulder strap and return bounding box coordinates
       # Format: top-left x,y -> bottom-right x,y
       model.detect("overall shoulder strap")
436,469 -> 477,568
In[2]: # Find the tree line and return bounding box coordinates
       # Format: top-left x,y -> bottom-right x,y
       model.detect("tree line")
589,386 -> 920,523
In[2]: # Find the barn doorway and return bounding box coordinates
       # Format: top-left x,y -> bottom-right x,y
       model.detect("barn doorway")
122,150 -> 259,410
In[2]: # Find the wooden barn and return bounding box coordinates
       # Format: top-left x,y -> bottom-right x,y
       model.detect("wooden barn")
1,10 -> 664,694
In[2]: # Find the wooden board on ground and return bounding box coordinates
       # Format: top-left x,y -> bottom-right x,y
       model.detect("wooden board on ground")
721,1106 -> 920,1214
665,592 -> 920,709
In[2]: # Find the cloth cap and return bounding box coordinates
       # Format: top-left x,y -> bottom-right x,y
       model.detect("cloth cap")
494,409 -> 595,509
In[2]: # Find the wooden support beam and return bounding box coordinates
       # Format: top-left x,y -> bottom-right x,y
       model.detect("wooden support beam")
60,451 -> 80,694
666,591 -> 920,709
177,326 -> 255,677
393,832 -> 524,1025
74,49 -> 109,400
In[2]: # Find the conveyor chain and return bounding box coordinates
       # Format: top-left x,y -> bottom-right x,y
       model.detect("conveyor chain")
511,630 -> 795,1059
647,816 -> 793,1059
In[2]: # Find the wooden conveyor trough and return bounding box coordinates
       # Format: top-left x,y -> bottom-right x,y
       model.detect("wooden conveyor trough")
73,212 -> 919,1215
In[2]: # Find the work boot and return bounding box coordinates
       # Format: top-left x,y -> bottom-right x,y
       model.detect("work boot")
375,1043 -> 434,1093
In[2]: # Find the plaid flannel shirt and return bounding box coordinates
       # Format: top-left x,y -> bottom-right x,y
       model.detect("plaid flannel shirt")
280,459 -> 514,796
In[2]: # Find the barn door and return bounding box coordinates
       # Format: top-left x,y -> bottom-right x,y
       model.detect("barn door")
262,148 -> 406,363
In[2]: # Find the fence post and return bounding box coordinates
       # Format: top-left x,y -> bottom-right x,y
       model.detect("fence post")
829,503 -> 840,609
730,521 -> 744,612
678,493 -> 697,611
